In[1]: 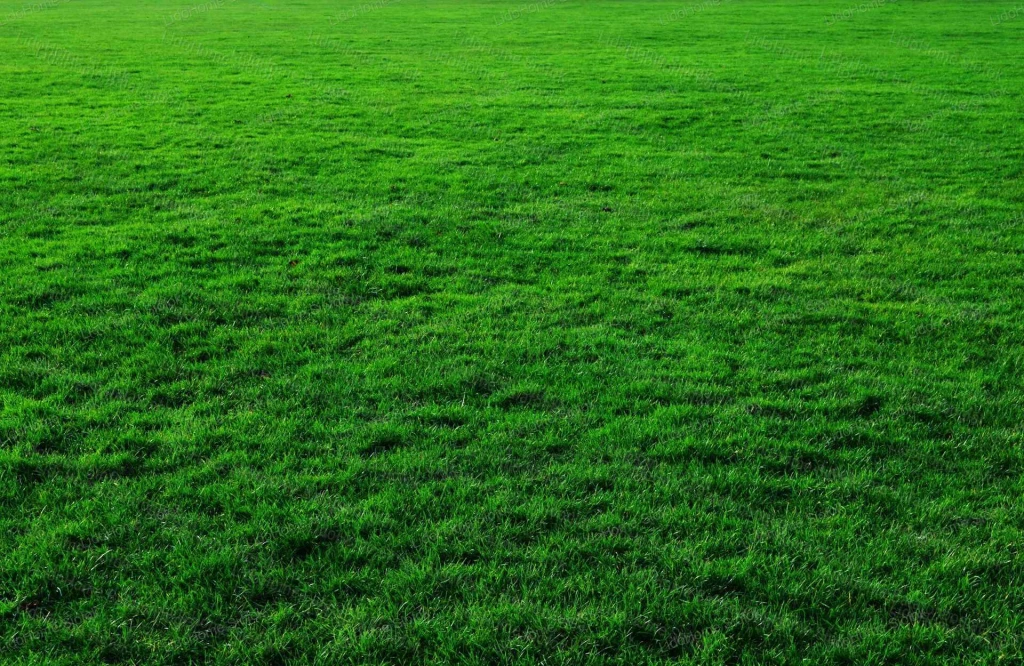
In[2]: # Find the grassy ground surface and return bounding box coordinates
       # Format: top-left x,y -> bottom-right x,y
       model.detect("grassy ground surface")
1,0 -> 1023,663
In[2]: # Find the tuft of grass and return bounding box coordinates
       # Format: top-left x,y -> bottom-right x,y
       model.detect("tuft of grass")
1,0 -> 1023,663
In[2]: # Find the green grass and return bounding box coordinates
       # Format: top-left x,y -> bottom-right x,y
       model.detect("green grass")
2,0 -> 1023,663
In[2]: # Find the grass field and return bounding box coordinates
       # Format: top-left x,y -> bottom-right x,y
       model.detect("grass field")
2,0 -> 1023,663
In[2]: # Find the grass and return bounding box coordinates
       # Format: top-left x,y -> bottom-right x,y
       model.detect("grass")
1,0 -> 1023,663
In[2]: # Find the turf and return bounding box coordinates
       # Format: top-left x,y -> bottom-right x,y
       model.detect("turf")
1,0 -> 1023,663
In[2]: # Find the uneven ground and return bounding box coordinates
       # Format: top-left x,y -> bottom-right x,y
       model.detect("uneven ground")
1,0 -> 1022,663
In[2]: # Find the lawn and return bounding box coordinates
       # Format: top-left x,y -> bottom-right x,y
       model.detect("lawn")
1,0 -> 1022,663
